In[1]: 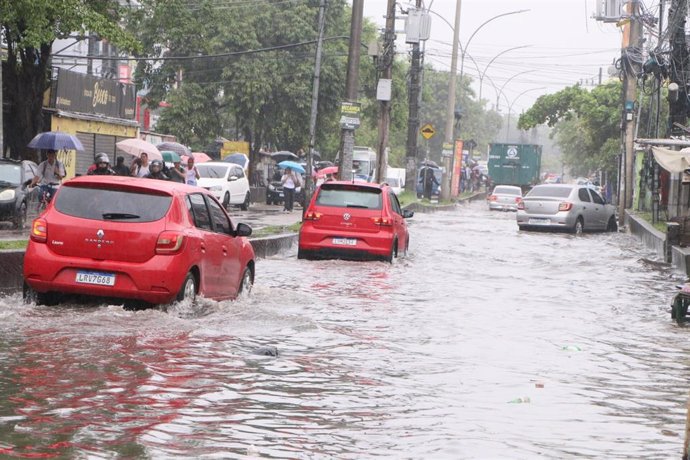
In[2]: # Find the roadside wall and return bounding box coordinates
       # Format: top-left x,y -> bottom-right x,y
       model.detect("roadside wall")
625,211 -> 690,276
0,234 -> 299,295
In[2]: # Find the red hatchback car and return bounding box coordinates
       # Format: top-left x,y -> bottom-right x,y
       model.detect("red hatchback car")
298,181 -> 413,262
23,176 -> 255,307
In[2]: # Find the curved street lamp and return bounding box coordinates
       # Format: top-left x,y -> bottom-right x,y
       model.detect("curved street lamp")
505,87 -> 546,141
477,45 -> 531,103
496,70 -> 536,111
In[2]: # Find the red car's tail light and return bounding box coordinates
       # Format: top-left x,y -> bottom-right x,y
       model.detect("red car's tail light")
515,197 -> 523,204
304,211 -> 322,221
488,195 -> 497,202
30,218 -> 48,243
156,231 -> 185,255
372,216 -> 393,226
517,201 -> 525,210
559,202 -> 573,211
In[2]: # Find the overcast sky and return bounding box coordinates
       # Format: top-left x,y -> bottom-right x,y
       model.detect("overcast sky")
359,0 -> 627,113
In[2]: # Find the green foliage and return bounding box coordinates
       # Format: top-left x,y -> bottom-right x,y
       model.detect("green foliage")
517,81 -> 622,178
1,0 -> 139,160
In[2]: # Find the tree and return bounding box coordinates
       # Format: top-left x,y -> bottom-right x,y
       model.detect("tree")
129,0 -> 353,166
518,81 -> 622,177
1,0 -> 138,160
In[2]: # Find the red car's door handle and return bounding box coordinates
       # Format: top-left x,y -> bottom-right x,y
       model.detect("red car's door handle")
200,243 -> 206,252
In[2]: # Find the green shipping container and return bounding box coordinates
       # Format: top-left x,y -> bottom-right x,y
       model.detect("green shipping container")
487,143 -> 542,188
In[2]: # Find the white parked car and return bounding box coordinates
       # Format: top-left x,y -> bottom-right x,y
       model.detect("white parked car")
196,162 -> 251,210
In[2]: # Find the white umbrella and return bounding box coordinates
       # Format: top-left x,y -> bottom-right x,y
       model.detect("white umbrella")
116,138 -> 163,161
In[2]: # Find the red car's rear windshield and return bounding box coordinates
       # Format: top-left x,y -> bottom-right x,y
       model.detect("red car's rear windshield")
55,185 -> 173,222
316,184 -> 382,209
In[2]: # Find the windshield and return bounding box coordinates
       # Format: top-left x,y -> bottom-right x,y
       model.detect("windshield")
316,184 -> 382,209
352,159 -> 372,180
0,164 -> 21,185
197,164 -> 228,179
55,186 -> 172,222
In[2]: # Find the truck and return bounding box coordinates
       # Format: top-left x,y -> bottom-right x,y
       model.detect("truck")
385,167 -> 406,195
487,143 -> 542,191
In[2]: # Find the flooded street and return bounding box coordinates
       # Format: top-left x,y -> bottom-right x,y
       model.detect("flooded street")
1,201 -> 688,458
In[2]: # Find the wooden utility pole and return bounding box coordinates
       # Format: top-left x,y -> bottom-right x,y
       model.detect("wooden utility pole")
339,0 -> 364,182
305,0 -> 327,203
619,0 -> 642,226
375,0 -> 396,183
405,0 -> 423,193
441,0 -> 462,201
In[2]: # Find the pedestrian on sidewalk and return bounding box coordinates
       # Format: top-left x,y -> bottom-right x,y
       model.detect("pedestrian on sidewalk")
281,167 -> 301,212
113,156 -> 130,176
186,157 -> 200,186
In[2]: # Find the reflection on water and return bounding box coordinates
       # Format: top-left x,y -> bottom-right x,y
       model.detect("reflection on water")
0,202 -> 688,458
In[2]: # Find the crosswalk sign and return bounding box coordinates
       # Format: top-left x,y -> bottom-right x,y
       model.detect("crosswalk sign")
420,123 -> 435,140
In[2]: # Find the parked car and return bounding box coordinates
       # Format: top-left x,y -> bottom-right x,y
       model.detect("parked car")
487,185 -> 522,211
22,176 -> 255,307
298,181 -> 413,262
0,159 -> 38,229
266,173 -> 306,207
196,162 -> 251,210
516,183 -> 617,234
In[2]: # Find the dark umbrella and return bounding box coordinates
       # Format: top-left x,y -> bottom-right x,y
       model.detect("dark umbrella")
271,151 -> 298,163
156,141 -> 191,157
420,159 -> 439,168
28,131 -> 84,151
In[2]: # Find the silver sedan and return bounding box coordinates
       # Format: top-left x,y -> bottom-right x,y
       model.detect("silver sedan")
516,184 -> 617,234
487,185 -> 523,211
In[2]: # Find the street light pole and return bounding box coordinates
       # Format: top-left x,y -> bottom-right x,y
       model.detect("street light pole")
477,45 -> 531,103
504,87 -> 546,141
457,9 -> 529,100
441,0 -> 462,202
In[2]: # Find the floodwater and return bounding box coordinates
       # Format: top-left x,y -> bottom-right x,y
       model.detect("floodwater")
0,202 -> 688,459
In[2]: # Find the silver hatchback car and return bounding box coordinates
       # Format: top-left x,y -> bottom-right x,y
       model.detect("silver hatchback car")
516,184 -> 617,234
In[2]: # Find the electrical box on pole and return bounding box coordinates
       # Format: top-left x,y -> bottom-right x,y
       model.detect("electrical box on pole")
594,0 -> 623,23
405,9 -> 431,44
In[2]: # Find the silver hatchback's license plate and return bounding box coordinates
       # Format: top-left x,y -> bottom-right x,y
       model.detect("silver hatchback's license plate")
529,218 -> 550,225
76,271 -> 116,286
332,237 -> 357,246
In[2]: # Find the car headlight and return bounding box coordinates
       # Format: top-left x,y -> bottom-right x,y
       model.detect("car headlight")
0,189 -> 16,201
209,185 -> 222,192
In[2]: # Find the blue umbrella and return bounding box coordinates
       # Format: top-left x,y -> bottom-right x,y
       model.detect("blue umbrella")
278,160 -> 305,174
28,131 -> 84,151
223,153 -> 249,169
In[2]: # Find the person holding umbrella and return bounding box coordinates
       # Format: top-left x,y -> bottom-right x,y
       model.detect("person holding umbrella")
281,166 -> 301,213
30,149 -> 66,203
130,152 -> 150,177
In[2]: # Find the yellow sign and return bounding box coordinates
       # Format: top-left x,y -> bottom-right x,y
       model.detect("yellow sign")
221,141 -> 249,157
420,123 -> 435,140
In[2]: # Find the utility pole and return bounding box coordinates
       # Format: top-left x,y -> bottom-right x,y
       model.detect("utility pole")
375,0 -> 396,183
405,0 -> 423,193
339,0 -> 364,182
305,0 -> 327,204
0,45 -> 3,158
619,0 -> 642,226
441,0 -> 462,202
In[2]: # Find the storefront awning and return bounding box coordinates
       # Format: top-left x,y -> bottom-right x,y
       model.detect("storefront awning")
652,146 -> 690,173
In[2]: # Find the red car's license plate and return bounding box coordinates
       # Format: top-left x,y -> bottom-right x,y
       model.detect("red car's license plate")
76,271 -> 116,286
332,237 -> 356,246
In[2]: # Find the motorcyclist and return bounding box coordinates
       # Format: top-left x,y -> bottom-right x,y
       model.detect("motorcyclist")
145,159 -> 170,180
87,152 -> 116,176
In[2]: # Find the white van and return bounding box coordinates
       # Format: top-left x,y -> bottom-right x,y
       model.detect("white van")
386,167 -> 406,195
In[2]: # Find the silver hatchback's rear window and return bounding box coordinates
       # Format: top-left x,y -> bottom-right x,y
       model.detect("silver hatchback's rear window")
527,186 -> 571,198
55,186 -> 172,222
316,184 -> 382,209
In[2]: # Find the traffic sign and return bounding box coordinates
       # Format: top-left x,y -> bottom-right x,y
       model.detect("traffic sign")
420,123 -> 435,140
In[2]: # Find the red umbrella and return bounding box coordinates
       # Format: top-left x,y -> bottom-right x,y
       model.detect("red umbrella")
315,166 -> 338,178
181,152 -> 212,163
